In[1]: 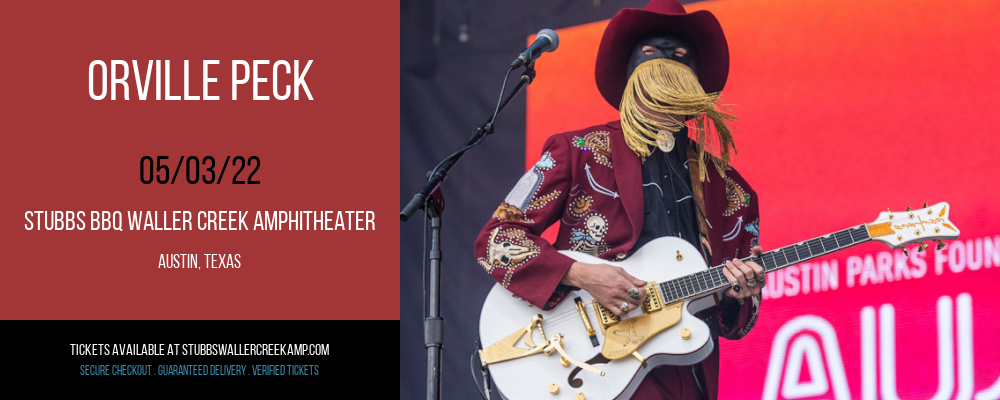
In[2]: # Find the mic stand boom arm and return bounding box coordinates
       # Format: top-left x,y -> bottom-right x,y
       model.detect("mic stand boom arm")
400,63 -> 535,221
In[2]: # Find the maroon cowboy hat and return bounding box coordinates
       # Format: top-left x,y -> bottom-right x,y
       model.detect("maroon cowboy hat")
595,0 -> 729,110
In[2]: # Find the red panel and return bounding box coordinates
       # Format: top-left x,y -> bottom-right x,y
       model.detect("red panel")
0,1 -> 400,320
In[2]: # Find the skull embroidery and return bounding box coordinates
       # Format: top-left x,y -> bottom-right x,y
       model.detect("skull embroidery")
586,215 -> 608,242
478,227 -> 540,283
570,214 -> 610,257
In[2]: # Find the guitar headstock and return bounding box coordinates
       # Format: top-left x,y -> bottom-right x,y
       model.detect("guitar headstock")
866,202 -> 959,253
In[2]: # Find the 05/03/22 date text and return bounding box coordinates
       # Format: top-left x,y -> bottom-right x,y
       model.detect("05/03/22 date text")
140,156 -> 259,184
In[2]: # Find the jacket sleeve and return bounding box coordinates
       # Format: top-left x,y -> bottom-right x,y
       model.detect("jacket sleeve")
716,190 -> 761,340
474,134 -> 578,310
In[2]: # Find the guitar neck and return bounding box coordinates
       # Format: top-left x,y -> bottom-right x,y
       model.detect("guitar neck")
658,224 -> 872,303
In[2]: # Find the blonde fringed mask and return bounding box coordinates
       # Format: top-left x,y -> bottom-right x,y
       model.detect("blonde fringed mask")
619,58 -> 737,182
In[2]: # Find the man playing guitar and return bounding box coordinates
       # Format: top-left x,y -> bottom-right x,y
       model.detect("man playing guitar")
474,1 -> 765,398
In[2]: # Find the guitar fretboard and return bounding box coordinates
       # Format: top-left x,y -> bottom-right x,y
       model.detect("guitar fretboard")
657,225 -> 870,304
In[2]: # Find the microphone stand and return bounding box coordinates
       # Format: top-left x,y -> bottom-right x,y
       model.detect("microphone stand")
401,62 -> 536,400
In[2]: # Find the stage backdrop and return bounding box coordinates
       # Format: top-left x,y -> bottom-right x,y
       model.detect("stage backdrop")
525,0 -> 1000,399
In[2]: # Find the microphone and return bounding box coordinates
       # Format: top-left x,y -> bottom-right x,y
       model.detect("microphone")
511,29 -> 559,69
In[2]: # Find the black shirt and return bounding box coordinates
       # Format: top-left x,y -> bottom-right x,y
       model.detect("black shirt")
630,127 -> 716,399
630,126 -> 702,254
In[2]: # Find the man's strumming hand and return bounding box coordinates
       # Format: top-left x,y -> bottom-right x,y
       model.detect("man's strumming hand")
562,262 -> 647,317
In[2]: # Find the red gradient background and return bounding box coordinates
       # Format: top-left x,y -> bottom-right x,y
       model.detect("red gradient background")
526,0 -> 1000,398
0,1 -> 400,319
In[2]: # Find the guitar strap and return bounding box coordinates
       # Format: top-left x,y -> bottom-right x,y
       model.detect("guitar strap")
688,144 -> 723,344
686,144 -> 713,266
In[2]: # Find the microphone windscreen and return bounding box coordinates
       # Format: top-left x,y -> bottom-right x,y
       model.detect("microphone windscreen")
536,29 -> 559,52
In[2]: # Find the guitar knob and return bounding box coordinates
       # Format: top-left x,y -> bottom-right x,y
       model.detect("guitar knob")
937,240 -> 946,250
681,328 -> 691,340
549,383 -> 559,395
576,393 -> 586,400
918,242 -> 928,252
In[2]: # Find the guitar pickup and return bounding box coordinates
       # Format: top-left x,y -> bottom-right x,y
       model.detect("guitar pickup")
592,300 -> 620,333
641,281 -> 662,313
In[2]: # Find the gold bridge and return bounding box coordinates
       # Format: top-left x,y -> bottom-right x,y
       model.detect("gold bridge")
592,281 -> 663,333
575,298 -> 597,340
593,281 -> 684,360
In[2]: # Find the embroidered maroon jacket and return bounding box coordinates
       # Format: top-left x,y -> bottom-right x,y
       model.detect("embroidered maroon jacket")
474,120 -> 761,398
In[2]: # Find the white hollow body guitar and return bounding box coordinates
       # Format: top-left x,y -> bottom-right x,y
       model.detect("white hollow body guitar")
479,203 -> 960,400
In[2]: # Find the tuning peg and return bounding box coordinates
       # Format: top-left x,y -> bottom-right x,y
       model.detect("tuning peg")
918,242 -> 928,252
906,206 -> 912,211
888,207 -> 894,219
902,247 -> 909,257
923,202 -> 928,208
937,240 -> 946,250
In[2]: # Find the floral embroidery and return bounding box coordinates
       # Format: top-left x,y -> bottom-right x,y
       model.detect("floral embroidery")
494,202 -> 531,223
722,176 -> 750,217
573,131 -> 613,168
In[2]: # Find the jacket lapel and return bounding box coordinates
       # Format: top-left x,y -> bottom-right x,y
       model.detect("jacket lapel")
606,121 -> 643,250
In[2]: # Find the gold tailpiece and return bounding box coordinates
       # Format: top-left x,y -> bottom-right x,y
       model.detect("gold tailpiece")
479,315 -> 548,367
